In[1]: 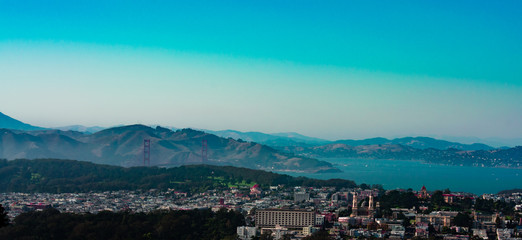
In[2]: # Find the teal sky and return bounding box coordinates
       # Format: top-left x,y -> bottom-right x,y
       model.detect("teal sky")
1,0 -> 521,141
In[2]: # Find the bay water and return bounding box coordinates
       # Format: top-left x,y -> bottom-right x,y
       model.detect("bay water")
280,158 -> 522,195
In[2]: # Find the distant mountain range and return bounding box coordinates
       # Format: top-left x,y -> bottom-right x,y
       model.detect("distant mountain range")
0,125 -> 337,173
204,130 -> 501,151
208,131 -> 500,151
0,112 -> 506,150
1,112 -> 520,169
280,144 -> 522,168
333,137 -> 494,151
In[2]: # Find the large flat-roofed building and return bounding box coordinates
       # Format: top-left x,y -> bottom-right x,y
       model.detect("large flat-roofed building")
294,192 -> 310,202
255,209 -> 315,229
416,211 -> 457,230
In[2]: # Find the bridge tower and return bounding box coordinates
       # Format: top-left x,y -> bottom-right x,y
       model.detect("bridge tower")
143,139 -> 150,166
201,139 -> 208,163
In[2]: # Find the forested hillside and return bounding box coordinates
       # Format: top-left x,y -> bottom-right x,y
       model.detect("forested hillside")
0,159 -> 356,193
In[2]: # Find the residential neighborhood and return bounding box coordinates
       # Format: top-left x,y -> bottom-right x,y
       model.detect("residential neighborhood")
1,185 -> 521,239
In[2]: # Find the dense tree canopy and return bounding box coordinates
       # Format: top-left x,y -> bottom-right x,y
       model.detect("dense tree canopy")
0,204 -> 8,228
378,190 -> 419,214
430,190 -> 445,210
0,208 -> 245,240
475,198 -> 515,215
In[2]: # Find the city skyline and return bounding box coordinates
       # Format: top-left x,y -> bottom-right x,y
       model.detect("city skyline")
1,1 -> 521,141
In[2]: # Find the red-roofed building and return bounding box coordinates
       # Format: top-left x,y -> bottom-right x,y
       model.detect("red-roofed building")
418,186 -> 429,199
250,184 -> 261,196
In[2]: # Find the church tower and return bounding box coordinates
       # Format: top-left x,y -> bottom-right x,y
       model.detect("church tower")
368,195 -> 374,211
351,192 -> 358,217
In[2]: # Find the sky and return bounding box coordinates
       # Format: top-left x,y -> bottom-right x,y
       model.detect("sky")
1,0 -> 521,143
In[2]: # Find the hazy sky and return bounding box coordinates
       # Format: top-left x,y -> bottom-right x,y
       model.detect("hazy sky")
1,0 -> 521,141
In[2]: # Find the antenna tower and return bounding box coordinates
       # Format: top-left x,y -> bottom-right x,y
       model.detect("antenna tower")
143,139 -> 150,166
201,139 -> 208,163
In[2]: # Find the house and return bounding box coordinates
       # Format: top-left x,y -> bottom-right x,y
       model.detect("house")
415,222 -> 429,238
250,184 -> 262,196
237,226 -> 258,240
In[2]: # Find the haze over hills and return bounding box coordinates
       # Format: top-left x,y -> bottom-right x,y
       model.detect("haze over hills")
54,125 -> 106,134
0,112 -> 503,150
1,112 -> 520,169
281,144 -> 522,168
204,129 -> 330,147
0,125 -> 337,173
438,135 -> 522,149
204,129 -> 495,151
333,137 -> 494,151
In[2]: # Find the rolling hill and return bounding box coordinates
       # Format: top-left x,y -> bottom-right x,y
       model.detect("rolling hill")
0,125 -> 338,173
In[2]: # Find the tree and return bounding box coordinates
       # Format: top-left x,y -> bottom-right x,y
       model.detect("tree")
459,197 -> 473,210
495,215 -> 503,228
397,213 -> 411,227
338,208 -> 352,217
303,229 -> 332,240
0,204 -> 8,228
378,190 -> 419,212
371,184 -> 385,193
431,191 -> 445,210
454,212 -> 472,228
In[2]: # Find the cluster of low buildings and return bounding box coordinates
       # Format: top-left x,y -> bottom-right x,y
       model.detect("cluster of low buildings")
1,185 -> 522,239
0,190 -> 181,219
